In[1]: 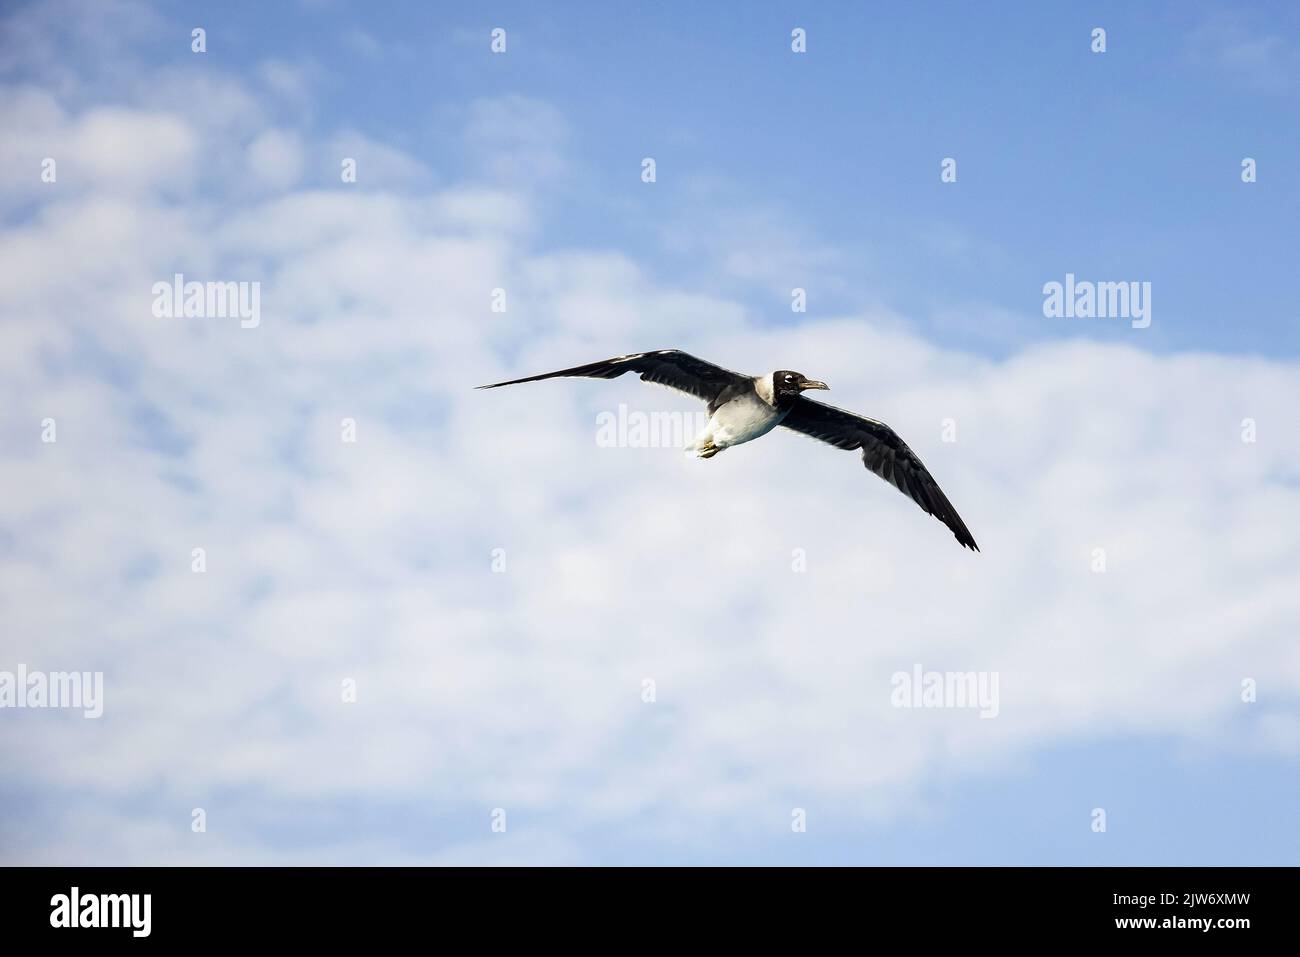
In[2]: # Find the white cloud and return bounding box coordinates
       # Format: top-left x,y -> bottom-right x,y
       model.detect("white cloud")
342,28 -> 382,60
1187,12 -> 1300,93
326,130 -> 435,191
246,129 -> 305,191
0,0 -> 162,97
257,59 -> 317,111
461,95 -> 569,184
0,92 -> 197,202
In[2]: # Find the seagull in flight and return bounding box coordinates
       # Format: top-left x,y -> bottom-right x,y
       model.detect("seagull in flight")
477,349 -> 979,551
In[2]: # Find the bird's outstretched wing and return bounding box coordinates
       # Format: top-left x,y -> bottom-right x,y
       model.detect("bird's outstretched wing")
476,349 -> 749,406
780,396 -> 980,551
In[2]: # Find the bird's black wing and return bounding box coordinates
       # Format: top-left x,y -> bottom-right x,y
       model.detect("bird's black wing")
780,396 -> 980,551
476,349 -> 749,406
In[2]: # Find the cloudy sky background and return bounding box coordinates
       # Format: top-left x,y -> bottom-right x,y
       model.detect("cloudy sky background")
1,0 -> 1298,864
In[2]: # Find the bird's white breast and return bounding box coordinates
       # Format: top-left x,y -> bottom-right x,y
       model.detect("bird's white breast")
706,391 -> 787,449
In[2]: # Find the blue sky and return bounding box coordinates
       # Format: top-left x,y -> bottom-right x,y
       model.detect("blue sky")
59,0 -> 1300,355
164,0 -> 1300,356
1,0 -> 1298,865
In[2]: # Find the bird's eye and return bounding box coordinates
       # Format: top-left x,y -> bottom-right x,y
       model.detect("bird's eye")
785,375 -> 793,381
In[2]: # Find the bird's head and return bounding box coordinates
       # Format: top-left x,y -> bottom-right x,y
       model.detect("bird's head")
773,370 -> 829,399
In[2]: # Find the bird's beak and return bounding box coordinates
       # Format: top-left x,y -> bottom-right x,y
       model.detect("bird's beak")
798,379 -> 829,391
